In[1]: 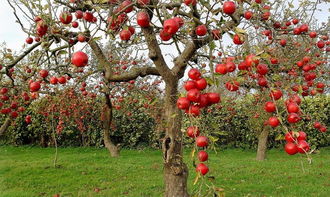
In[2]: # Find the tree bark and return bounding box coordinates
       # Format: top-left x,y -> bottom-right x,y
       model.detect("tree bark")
162,81 -> 189,197
40,133 -> 48,148
154,112 -> 165,149
103,94 -> 120,157
256,126 -> 270,161
0,118 -> 11,137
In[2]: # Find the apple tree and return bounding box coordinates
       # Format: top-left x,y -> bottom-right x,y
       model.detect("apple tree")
5,0 -> 329,196
209,3 -> 329,160
0,42 -> 44,137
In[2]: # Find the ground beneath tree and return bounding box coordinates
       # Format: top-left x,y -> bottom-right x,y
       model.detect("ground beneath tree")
0,146 -> 329,197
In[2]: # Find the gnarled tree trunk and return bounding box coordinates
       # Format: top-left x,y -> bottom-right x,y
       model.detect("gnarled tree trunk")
152,108 -> 165,149
256,126 -> 270,161
0,118 -> 11,137
103,94 -> 120,157
162,82 -> 189,197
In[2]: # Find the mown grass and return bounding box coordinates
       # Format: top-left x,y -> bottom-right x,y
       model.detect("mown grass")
0,146 -> 329,197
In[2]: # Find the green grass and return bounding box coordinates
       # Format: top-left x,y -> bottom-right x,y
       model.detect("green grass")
0,146 -> 329,197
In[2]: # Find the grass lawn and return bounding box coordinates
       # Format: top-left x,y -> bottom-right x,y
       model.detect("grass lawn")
0,146 -> 329,197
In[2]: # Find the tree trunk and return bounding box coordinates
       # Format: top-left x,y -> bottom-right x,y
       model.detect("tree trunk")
162,82 -> 189,197
40,133 -> 48,148
103,94 -> 120,157
256,126 -> 270,161
151,109 -> 165,149
0,118 -> 11,137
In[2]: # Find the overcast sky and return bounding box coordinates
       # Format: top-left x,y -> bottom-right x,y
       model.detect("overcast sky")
0,1 -> 27,50
0,1 -> 329,52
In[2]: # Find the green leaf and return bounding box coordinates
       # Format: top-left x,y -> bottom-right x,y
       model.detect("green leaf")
288,2 -> 294,8
205,77 -> 215,86
209,41 -> 216,51
57,50 -> 68,56
260,52 -> 270,60
170,113 -> 177,118
193,173 -> 200,185
275,134 -> 284,141
209,136 -> 219,143
235,27 -> 246,34
190,148 -> 195,159
90,36 -> 102,42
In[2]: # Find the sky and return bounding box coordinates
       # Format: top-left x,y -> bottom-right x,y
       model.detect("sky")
0,1 -> 329,52
0,1 -> 27,50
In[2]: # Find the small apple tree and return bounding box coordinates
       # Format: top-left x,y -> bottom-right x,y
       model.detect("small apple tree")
210,5 -> 329,160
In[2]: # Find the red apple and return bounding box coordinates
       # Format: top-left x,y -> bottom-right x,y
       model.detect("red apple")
188,68 -> 201,80
198,151 -> 208,162
223,1 -> 236,15
285,143 -> 298,155
72,51 -> 88,67
195,25 -> 207,36
196,136 -> 208,147
59,11 -> 73,24
268,116 -> 280,127
187,126 -> 200,138
29,82 -> 41,92
137,12 -> 150,27
264,101 -> 276,113
196,163 -> 209,175
177,97 -> 190,110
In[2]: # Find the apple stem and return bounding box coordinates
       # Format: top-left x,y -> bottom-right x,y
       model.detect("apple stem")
300,160 -> 305,173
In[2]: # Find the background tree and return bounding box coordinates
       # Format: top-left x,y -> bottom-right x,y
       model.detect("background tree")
0,42 -> 43,136
209,3 -> 330,160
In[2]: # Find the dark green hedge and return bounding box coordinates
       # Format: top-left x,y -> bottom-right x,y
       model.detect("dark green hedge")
1,95 -> 329,149
0,97 -> 156,149
192,95 -> 330,149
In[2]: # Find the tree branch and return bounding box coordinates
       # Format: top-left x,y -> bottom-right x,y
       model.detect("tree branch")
88,39 -> 113,78
6,42 -> 41,69
89,39 -> 159,82
172,12 -> 241,78
110,66 -> 160,82
141,26 -> 173,81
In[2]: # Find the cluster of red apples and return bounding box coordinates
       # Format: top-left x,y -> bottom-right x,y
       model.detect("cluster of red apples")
264,94 -> 311,155
28,51 -> 88,93
0,87 -> 31,120
265,92 -> 327,155
26,7 -> 99,45
108,0 -> 151,41
0,49 -> 89,125
177,68 -> 220,116
177,68 -> 220,176
107,0 -> 239,42
284,131 -> 310,155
